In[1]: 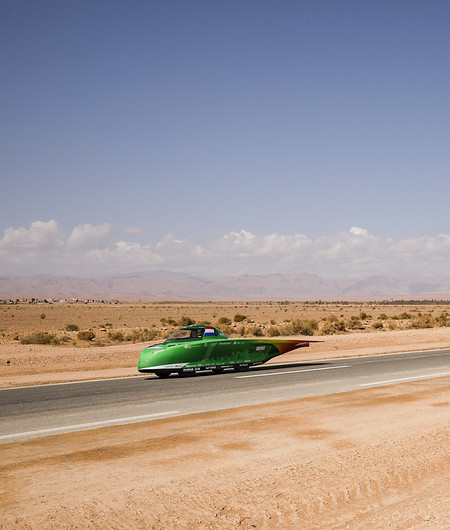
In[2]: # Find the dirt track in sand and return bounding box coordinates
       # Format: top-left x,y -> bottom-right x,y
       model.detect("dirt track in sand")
1,377 -> 449,529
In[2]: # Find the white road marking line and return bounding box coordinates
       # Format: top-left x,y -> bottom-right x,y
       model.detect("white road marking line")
0,411 -> 179,442
235,365 -> 350,379
3,350 -> 448,391
0,374 -> 147,391
358,372 -> 450,387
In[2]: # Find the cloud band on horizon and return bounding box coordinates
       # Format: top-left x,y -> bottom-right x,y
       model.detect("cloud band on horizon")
0,220 -> 449,278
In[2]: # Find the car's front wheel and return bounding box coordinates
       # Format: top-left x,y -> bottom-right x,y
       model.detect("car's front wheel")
154,370 -> 171,378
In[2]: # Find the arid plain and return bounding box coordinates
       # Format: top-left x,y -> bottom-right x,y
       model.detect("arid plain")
1,302 -> 449,528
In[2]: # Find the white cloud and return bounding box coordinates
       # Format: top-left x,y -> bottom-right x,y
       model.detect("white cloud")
1,222 -> 450,278
85,241 -> 162,272
66,223 -> 111,251
123,226 -> 142,235
349,226 -> 369,237
0,220 -> 63,251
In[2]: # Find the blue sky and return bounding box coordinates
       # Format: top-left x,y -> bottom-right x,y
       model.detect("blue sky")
1,1 -> 450,277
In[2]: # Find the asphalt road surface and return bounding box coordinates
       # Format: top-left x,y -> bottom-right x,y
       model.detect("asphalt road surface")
1,349 -> 449,443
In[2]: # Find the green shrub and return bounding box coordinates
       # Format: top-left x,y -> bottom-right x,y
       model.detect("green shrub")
217,317 -> 232,326
77,330 -> 96,341
233,314 -> 247,323
65,324 -> 80,332
359,312 -> 371,320
372,321 -> 384,329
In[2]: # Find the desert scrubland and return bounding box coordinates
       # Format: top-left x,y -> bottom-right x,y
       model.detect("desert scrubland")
1,301 -> 449,528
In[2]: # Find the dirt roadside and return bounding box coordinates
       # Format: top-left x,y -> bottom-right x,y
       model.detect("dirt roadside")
1,377 -> 449,529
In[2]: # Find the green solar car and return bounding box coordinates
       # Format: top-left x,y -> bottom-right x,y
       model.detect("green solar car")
138,324 -> 319,378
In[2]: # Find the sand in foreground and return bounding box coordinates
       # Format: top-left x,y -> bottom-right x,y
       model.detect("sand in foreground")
1,376 -> 449,529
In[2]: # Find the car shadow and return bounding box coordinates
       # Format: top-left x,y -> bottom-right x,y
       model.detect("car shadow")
250,361 -> 331,372
144,361 -> 332,380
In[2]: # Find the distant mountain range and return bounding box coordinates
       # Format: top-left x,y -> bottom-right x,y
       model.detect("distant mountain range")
2,271 -> 450,300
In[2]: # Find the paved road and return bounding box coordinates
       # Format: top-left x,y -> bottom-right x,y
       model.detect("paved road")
1,349 -> 449,443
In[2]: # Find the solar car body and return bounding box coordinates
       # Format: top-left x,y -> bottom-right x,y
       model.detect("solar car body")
138,324 -> 318,378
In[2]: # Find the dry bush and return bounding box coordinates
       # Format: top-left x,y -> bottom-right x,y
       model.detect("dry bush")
408,314 -> 435,329
282,319 -> 318,336
321,316 -> 347,335
108,331 -> 125,342
346,316 -> 364,330
20,332 -> 59,345
247,325 -> 264,337
237,326 -> 246,336
126,328 -> 158,342
436,311 -> 450,327
77,330 -> 96,341
266,326 -> 281,337
218,324 -> 233,336
178,316 -> 195,326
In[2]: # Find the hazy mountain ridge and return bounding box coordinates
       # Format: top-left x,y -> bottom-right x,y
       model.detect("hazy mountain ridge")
2,272 -> 450,300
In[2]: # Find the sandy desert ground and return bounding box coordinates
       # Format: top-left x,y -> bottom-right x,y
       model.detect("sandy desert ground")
1,302 -> 449,528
